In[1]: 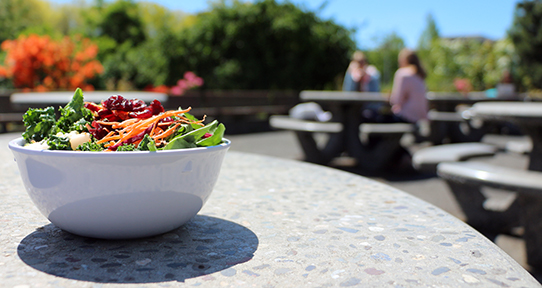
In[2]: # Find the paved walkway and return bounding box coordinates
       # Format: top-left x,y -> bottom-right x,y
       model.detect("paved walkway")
226,130 -> 532,276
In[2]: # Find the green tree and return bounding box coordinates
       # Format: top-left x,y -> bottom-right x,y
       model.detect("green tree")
417,13 -> 439,52
81,0 -> 149,89
508,0 -> 542,90
366,32 -> 405,89
417,13 -> 439,88
158,0 -> 355,90
0,0 -> 52,43
95,0 -> 146,46
427,37 -> 514,91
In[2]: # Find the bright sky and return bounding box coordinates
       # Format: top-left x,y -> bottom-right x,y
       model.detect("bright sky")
51,0 -> 522,49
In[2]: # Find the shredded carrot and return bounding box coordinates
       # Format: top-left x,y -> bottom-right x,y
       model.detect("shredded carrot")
96,131 -> 119,144
113,118 -> 140,129
94,121 -> 118,126
93,107 -> 198,151
152,127 -> 164,136
153,123 -> 181,140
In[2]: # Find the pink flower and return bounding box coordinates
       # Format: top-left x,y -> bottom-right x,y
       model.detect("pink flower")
170,86 -> 185,96
169,71 -> 204,96
192,77 -> 204,86
176,79 -> 188,89
184,71 -> 196,81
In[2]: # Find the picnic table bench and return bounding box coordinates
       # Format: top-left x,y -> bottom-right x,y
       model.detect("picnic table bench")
431,101 -> 542,273
411,142 -> 499,174
437,161 -> 542,271
269,114 -> 414,170
269,91 -> 416,171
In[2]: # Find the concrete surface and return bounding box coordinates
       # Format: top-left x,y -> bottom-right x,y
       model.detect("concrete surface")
225,130 -> 534,278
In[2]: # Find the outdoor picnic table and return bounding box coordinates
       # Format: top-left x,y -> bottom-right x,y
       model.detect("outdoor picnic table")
1,132 -> 540,287
426,92 -> 499,112
470,101 -> 542,171
425,92 -> 518,144
296,91 -> 411,170
469,101 -> 542,271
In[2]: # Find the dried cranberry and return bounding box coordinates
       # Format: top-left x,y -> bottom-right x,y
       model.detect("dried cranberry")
129,109 -> 153,119
149,99 -> 164,115
159,117 -> 173,124
202,133 -> 212,139
129,99 -> 147,111
97,109 -> 119,122
88,121 -> 110,140
84,102 -> 102,113
103,95 -> 126,111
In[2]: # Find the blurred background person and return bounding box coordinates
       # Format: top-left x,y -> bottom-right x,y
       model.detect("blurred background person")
496,69 -> 516,99
342,51 -> 380,92
388,48 -> 428,123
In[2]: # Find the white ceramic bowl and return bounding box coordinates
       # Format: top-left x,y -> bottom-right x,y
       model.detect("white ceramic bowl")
9,137 -> 230,239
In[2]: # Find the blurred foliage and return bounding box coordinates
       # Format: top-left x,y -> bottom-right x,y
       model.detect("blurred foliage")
365,32 -> 405,90
0,0 -> 535,93
508,0 -> 542,90
426,38 -> 514,91
0,0 -> 54,42
364,15 -> 516,92
0,0 -> 355,91
156,0 -> 355,89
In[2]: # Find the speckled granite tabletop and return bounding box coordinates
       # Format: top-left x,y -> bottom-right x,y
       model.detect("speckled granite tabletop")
0,132 -> 539,287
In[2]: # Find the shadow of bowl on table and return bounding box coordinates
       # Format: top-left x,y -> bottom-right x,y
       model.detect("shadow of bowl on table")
17,215 -> 258,284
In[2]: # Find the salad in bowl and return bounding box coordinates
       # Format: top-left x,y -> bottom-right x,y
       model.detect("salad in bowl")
9,88 -> 230,239
22,88 -> 225,152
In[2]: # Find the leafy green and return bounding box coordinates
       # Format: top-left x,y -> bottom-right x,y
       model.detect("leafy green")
46,134 -> 71,150
179,112 -> 203,130
77,141 -> 105,151
197,123 -> 226,147
138,134 -> 157,151
163,137 -> 197,149
117,143 -> 137,151
55,88 -> 93,133
22,106 -> 57,142
22,88 -> 93,143
163,120 -> 219,150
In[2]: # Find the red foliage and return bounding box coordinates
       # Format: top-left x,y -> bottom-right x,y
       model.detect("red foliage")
0,34 -> 104,91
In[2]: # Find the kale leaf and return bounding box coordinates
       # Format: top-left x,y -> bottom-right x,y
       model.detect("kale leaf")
22,88 -> 93,144
56,88 -> 93,133
46,134 -> 71,150
116,143 -> 137,151
77,141 -> 105,151
22,106 -> 56,142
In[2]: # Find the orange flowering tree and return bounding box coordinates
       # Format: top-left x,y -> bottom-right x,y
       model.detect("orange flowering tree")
0,34 -> 104,92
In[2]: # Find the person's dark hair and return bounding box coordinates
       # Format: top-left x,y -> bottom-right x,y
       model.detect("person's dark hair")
399,49 -> 426,79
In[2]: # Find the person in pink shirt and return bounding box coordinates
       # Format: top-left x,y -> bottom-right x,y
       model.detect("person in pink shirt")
389,49 -> 428,123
